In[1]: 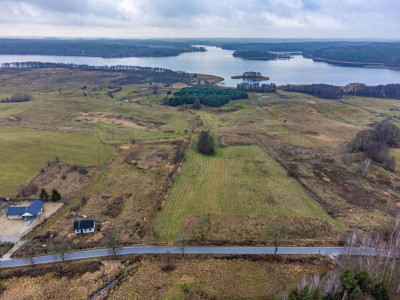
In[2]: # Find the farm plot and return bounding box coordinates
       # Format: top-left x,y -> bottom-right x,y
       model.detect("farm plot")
156,145 -> 340,240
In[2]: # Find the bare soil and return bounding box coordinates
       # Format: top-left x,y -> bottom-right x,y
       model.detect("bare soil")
74,112 -> 163,131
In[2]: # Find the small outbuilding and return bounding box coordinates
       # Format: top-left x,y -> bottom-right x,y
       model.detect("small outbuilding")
6,200 -> 44,220
74,219 -> 95,234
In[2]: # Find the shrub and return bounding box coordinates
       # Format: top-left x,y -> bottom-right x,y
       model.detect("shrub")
287,163 -> 300,178
371,282 -> 389,300
383,156 -> 396,171
173,147 -> 186,164
1,93 -> 32,103
161,251 -> 175,272
103,196 -> 124,217
40,189 -> 49,202
51,189 -> 61,202
197,131 -> 215,156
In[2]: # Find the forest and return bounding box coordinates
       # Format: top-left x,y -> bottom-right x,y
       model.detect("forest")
168,87 -> 248,107
303,43 -> 400,68
0,39 -> 205,58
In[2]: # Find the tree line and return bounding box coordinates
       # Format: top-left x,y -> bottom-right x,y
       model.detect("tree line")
237,82 -> 276,93
281,83 -> 400,100
168,87 -> 248,108
281,84 -> 342,99
2,62 -> 193,86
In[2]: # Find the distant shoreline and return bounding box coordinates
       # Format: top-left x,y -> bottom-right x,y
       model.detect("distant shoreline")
308,56 -> 400,70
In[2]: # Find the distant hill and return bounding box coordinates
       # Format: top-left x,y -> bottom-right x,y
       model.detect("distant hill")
0,39 -> 205,58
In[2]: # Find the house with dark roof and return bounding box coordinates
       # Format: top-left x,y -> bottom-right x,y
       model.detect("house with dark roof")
6,200 -> 44,220
74,219 -> 95,234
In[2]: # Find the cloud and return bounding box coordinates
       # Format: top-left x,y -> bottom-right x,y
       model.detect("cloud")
0,0 -> 399,38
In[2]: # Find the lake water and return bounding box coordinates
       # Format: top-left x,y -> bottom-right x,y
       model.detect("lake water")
0,46 -> 399,87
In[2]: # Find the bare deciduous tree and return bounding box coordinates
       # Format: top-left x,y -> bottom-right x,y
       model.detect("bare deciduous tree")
197,215 -> 210,246
360,158 -> 371,177
149,220 -> 160,245
103,227 -> 122,256
175,229 -> 186,256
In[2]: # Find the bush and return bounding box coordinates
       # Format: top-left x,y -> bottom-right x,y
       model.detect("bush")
383,156 -> 396,171
173,147 -> 186,164
161,251 -> 175,272
197,131 -> 215,156
287,163 -> 300,178
1,93 -> 32,103
51,189 -> 61,202
103,196 -> 124,217
371,282 -> 389,300
17,183 -> 38,198
40,189 -> 49,202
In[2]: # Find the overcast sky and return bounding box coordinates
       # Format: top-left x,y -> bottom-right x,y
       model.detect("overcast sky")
0,0 -> 399,39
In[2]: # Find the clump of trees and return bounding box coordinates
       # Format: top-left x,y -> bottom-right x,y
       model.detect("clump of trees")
281,84 -> 342,99
17,183 -> 38,198
1,93 -> 32,103
347,120 -> 398,171
39,188 -> 61,202
198,131 -> 215,156
283,269 -> 389,300
243,71 -> 262,78
168,87 -> 248,108
237,82 -> 276,93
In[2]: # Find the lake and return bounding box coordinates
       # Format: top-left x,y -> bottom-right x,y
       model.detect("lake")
0,46 -> 399,87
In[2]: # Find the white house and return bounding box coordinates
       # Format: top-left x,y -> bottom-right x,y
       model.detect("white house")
74,219 -> 95,234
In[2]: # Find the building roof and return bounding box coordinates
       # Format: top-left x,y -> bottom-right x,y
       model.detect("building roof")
6,200 -> 44,217
74,219 -> 95,230
26,200 -> 44,215
6,206 -> 27,216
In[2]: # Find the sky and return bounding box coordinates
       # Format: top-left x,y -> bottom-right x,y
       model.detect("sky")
0,0 -> 399,39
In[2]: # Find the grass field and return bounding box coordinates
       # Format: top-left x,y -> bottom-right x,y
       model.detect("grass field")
0,126 -> 113,195
156,145 -> 340,240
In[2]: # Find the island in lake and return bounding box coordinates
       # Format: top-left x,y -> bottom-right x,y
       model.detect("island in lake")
231,71 -> 270,81
233,50 -> 291,60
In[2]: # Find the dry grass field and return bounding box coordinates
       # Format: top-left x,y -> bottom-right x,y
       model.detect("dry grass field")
0,258 -> 125,300
108,255 -> 332,300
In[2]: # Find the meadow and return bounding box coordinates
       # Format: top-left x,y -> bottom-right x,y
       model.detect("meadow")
156,145 -> 341,240
0,126 -> 113,195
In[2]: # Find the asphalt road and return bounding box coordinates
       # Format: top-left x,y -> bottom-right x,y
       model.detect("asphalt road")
0,246 -> 360,269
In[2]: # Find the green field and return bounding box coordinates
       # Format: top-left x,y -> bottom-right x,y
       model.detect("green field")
157,145 -> 340,240
0,126 -> 114,195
